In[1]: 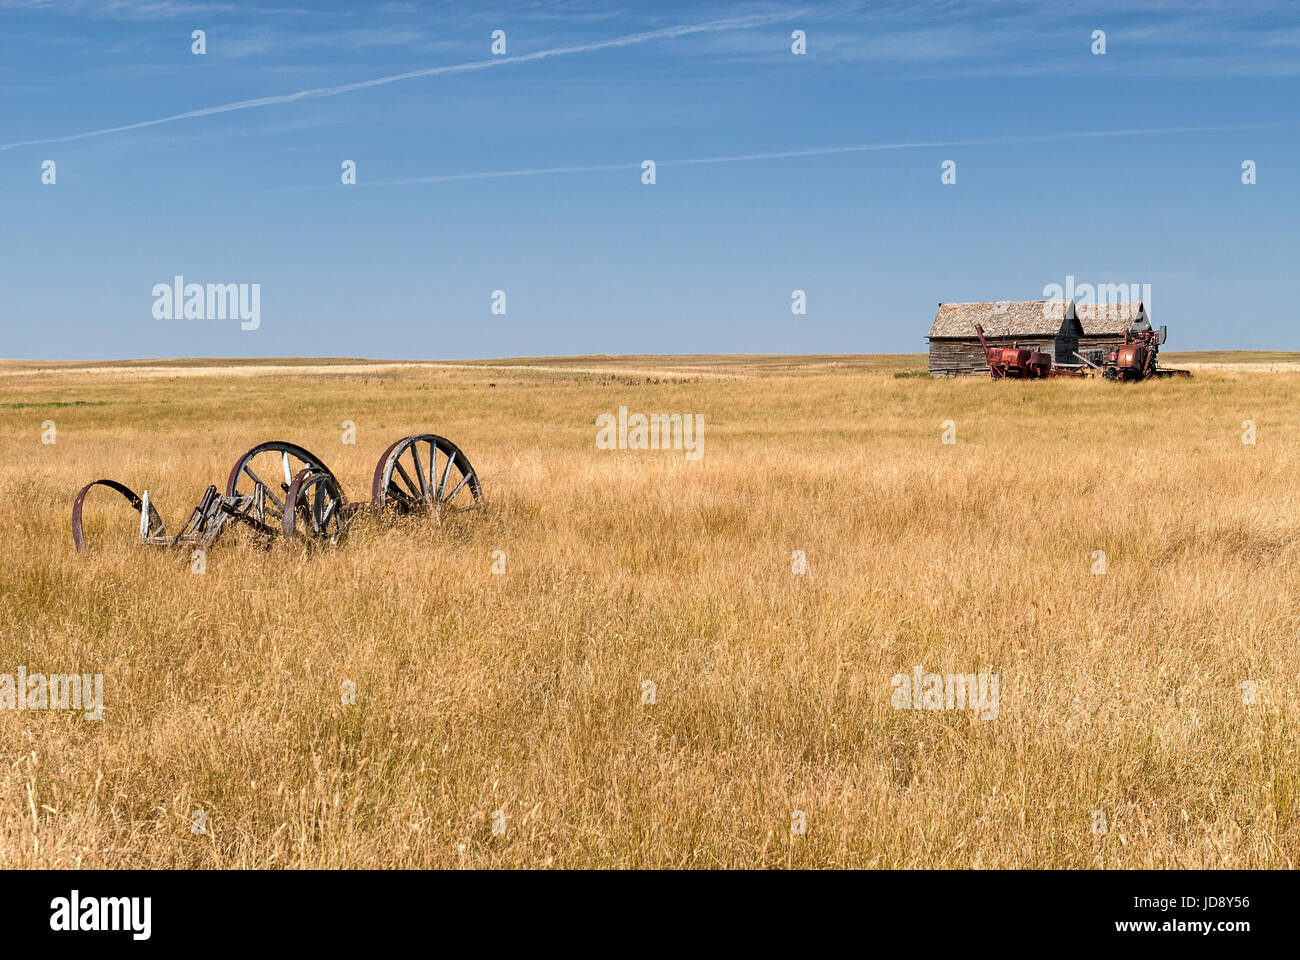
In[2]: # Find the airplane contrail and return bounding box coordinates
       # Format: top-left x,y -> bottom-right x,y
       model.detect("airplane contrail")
282,121 -> 1287,189
0,10 -> 805,152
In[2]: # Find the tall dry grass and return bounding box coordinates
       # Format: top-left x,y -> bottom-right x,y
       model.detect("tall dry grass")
0,355 -> 1297,868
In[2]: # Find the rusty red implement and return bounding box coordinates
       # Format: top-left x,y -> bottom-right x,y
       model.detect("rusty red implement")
972,323 -> 1084,379
71,433 -> 483,552
1101,328 -> 1191,381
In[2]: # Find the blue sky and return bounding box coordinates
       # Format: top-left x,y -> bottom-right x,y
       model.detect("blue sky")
1,0 -> 1297,359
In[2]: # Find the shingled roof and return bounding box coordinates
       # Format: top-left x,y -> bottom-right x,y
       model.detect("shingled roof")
927,300 -> 1075,339
1076,301 -> 1149,336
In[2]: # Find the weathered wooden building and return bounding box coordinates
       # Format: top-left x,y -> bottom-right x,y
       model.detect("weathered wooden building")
1075,302 -> 1152,368
926,300 -> 1083,377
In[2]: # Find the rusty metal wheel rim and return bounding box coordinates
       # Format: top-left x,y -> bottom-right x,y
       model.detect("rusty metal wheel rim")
370,434 -> 482,516
225,441 -> 335,530
283,468 -> 349,544
71,479 -> 166,552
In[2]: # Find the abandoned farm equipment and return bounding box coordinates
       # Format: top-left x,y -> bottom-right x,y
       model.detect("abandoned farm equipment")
71,434 -> 483,552
1101,328 -> 1191,381
972,324 -> 1085,379
971,322 -> 1190,382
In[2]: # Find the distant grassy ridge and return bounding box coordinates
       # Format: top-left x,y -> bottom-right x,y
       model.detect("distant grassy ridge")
4,351 -> 1294,373
0,356 -> 389,370
1162,351 -> 1300,364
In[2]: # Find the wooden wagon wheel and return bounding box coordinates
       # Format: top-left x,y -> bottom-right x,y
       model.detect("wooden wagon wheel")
71,478 -> 166,552
225,441 -> 335,531
283,468 -> 350,544
370,434 -> 483,516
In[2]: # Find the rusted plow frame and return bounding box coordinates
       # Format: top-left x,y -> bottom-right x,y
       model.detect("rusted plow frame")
72,434 -> 483,553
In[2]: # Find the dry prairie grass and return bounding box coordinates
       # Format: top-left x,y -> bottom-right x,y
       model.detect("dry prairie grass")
0,355 -> 1297,869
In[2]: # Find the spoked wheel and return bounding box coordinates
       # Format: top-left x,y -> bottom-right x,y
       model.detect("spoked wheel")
283,468 -> 350,544
71,479 -> 166,552
370,434 -> 483,516
225,441 -> 335,531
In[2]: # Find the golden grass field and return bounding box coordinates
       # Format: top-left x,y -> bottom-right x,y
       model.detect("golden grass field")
1,352 -> 1297,868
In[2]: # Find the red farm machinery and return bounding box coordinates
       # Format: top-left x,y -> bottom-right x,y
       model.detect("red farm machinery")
1100,327 -> 1191,381
973,323 -> 1189,382
972,324 -> 1082,379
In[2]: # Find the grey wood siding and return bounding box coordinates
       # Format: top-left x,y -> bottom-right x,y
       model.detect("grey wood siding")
1052,335 -> 1079,364
929,339 -> 992,376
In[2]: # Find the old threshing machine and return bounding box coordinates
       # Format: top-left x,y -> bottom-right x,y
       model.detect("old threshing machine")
972,323 -> 1081,379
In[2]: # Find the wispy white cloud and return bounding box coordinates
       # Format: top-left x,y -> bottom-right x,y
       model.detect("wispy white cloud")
0,0 -> 315,18
0,9 -> 806,151
677,0 -> 1300,77
280,121 -> 1291,190
215,25 -> 439,60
